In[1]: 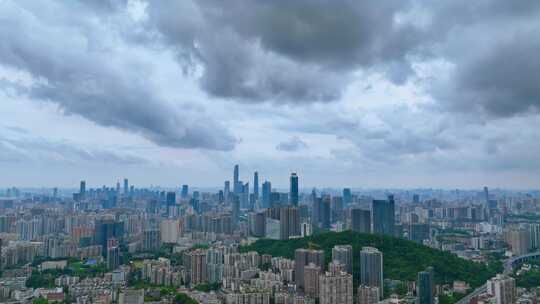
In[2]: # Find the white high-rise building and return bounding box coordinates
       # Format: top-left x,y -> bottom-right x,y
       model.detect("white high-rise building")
160,219 -> 181,243
487,274 -> 516,304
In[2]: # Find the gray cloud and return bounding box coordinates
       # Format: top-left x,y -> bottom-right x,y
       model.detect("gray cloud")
0,0 -> 234,151
276,136 -> 308,152
146,0 -> 424,103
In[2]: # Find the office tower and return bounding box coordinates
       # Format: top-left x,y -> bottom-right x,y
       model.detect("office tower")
262,181 -> 271,209
224,181 -> 230,202
332,245 -> 353,274
360,247 -> 384,299
312,192 -> 321,228
332,196 -> 344,222
319,262 -> 354,304
189,249 -> 207,285
232,195 -> 240,227
253,171 -> 259,203
181,185 -> 189,199
304,263 -> 321,298
417,267 -> 434,304
123,178 -> 128,195
290,172 -> 299,206
233,164 -> 239,194
240,182 -> 250,209
95,219 -> 124,257
358,285 -> 380,304
321,196 -> 331,229
350,208 -> 371,233
372,195 -> 395,236
107,246 -> 120,270
343,188 -> 352,206
487,274 -> 516,304
279,206 -> 300,240
295,248 -> 325,290
79,180 -> 86,199
484,186 -> 489,205
116,180 -> 121,194
166,192 -> 176,205
142,229 -> 161,252
248,212 -> 266,237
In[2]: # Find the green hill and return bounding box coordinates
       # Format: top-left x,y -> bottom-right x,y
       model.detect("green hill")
241,230 -> 499,288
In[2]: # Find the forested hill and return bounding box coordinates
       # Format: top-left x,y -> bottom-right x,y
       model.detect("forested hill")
241,230 -> 499,288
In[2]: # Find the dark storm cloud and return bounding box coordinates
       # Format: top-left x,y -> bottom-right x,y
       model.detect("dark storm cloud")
0,0 -> 235,151
147,0 -> 424,103
276,136 -> 308,152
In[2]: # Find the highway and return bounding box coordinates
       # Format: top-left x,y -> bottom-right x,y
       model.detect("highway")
456,251 -> 540,304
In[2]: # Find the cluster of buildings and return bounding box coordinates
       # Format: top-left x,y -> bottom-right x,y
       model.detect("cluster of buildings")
0,167 -> 538,303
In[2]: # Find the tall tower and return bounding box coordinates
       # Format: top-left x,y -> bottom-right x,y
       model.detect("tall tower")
332,245 -> 353,275
372,195 -> 395,236
417,267 -> 435,304
262,181 -> 271,209
290,172 -> 299,206
253,171 -> 259,203
79,180 -> 86,199
123,178 -> 128,195
360,247 -> 384,299
233,164 -> 239,194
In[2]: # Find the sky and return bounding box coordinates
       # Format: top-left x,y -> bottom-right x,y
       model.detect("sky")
1,0 -> 540,189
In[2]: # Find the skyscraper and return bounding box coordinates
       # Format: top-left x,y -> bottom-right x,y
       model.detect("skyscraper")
487,274 -> 516,304
372,195 -> 395,236
107,246 -> 120,270
79,180 -> 86,199
279,206 -> 300,240
262,181 -> 271,208
290,172 -> 299,206
181,185 -> 189,199
224,181 -> 230,203
232,195 -> 240,227
417,267 -> 434,304
123,178 -> 128,195
304,263 -> 321,298
295,248 -> 325,290
332,245 -> 353,274
233,164 -> 239,194
321,196 -> 331,229
253,171 -> 259,203
166,192 -> 176,206
360,247 -> 384,299
95,219 -> 124,257
350,208 -> 371,233
343,188 -> 352,206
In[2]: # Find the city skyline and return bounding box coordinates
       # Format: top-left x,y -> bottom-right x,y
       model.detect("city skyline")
1,1 -> 540,188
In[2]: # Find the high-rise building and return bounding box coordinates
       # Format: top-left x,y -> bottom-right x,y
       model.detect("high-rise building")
232,195 -> 240,227
409,223 -> 430,244
304,263 -> 321,298
95,219 -> 124,257
360,247 -> 383,299
224,181 -> 230,203
107,246 -> 120,270
279,206 -> 300,240
372,195 -> 395,236
290,173 -> 299,206
295,248 -> 325,290
142,229 -> 161,252
181,185 -> 189,199
487,274 -> 516,304
233,164 -> 239,194
160,219 -> 181,243
358,285 -> 380,304
189,249 -> 207,285
119,289 -> 144,304
253,171 -> 259,203
321,196 -> 331,229
319,262 -> 354,304
79,180 -> 86,199
123,178 -> 128,195
343,188 -> 352,206
332,245 -> 353,274
417,267 -> 434,304
506,228 -> 530,256
262,181 -> 272,209
248,212 -> 266,237
166,192 -> 176,206
350,208 -> 371,233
